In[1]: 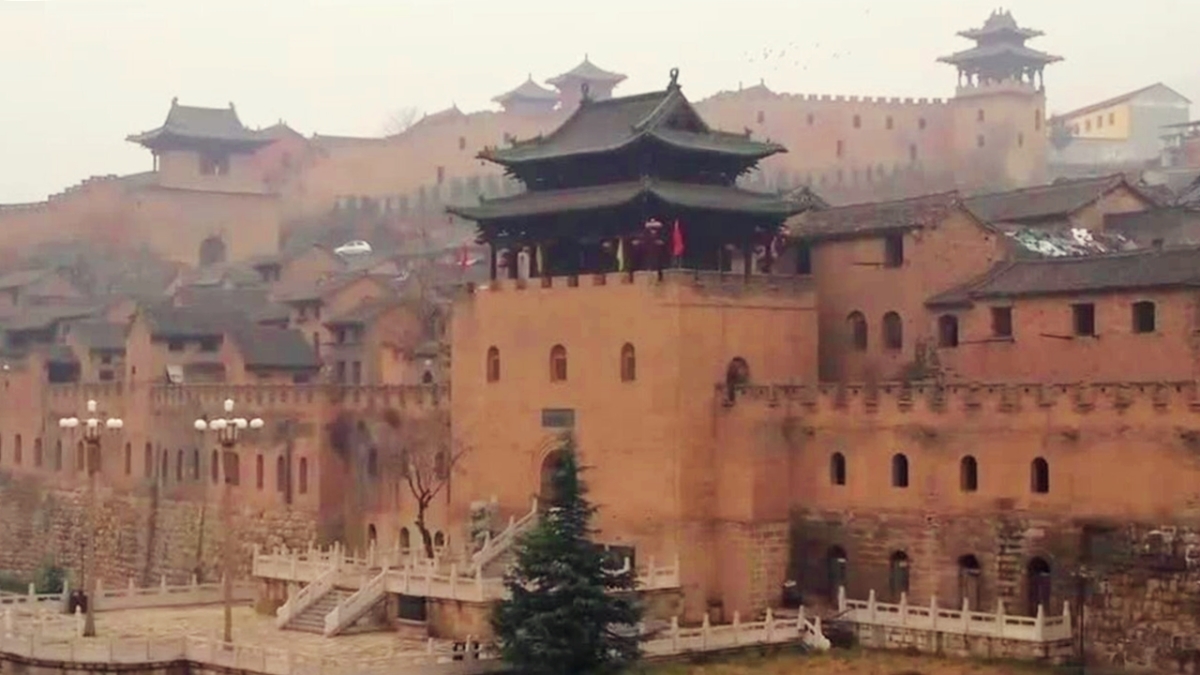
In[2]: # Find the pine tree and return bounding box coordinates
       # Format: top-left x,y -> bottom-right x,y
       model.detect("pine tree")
491,433 -> 642,675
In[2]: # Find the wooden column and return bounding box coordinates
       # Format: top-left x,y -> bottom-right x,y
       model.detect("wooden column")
488,245 -> 497,281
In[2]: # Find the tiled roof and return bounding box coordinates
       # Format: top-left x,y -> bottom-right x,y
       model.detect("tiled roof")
482,87 -> 783,164
927,246 -> 1200,305
1180,175 -> 1200,208
546,58 -> 627,87
173,287 -> 291,324
0,305 -> 102,332
493,77 -> 560,104
937,42 -> 1062,67
324,298 -> 404,327
1105,208 -> 1200,247
127,100 -> 270,147
0,269 -> 54,291
963,175 -> 1140,224
231,326 -> 319,371
957,10 -> 1043,40
272,272 -> 393,304
1051,83 -> 1191,122
448,179 -> 804,222
787,191 -> 965,240
143,305 -> 246,339
71,321 -> 127,352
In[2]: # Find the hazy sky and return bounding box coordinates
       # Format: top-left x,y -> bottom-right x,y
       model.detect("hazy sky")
1,0 -> 1197,203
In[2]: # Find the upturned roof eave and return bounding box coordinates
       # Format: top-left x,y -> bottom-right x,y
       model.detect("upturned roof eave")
479,131 -> 784,167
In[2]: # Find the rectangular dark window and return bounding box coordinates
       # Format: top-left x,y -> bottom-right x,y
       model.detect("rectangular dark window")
167,340 -> 185,352
795,242 -> 813,275
198,337 -> 220,352
883,234 -> 904,268
397,595 -> 427,622
991,307 -> 1013,338
1072,303 -> 1096,337
1132,301 -> 1156,334
541,408 -> 576,429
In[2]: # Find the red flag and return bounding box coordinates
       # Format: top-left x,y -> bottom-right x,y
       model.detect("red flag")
671,220 -> 685,257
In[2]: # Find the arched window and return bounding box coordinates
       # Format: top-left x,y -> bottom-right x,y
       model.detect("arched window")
191,449 -> 200,480
33,438 -> 42,468
938,314 -> 960,348
888,551 -> 910,600
882,312 -> 903,350
826,546 -> 848,601
143,442 -> 152,477
486,346 -> 501,383
367,447 -> 378,477
256,454 -> 265,489
724,357 -> 751,403
55,440 -> 63,472
368,524 -> 378,545
830,452 -> 847,486
13,434 -> 22,465
1026,557 -> 1052,616
550,344 -> 568,382
160,449 -> 168,480
211,450 -> 220,483
960,455 -> 978,492
891,453 -> 909,488
176,449 -> 184,482
540,450 -> 568,508
223,451 -> 240,485
958,554 -> 982,609
399,527 -> 412,552
620,343 -> 636,382
72,441 -> 82,471
124,443 -> 132,475
847,312 -> 868,351
198,236 -> 227,267
276,456 -> 286,492
434,531 -> 446,549
298,457 -> 308,494
1031,457 -> 1049,494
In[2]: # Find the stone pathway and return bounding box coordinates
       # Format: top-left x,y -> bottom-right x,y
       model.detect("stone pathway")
51,607 -> 433,659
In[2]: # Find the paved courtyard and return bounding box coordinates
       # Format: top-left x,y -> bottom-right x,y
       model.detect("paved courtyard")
47,606 -> 434,659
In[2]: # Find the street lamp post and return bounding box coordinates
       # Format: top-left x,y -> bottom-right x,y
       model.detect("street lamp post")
58,399 -> 124,638
194,398 -> 263,644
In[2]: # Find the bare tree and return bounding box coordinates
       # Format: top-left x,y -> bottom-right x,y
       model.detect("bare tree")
383,106 -> 422,136
378,410 -> 466,559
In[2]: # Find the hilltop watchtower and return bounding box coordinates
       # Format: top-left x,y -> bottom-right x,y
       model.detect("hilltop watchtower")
939,9 -> 1061,92
940,10 -> 1059,190
546,56 -> 627,109
492,76 -> 561,116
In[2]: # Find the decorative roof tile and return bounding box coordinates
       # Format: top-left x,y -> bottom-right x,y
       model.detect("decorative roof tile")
448,179 -> 802,221
127,99 -> 271,148
963,175 -> 1145,224
787,191 -> 965,240
927,245 -> 1200,305
546,58 -> 627,88
482,87 -> 782,165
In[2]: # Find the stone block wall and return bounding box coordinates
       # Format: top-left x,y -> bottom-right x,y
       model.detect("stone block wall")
848,622 -> 1076,664
0,471 -> 317,588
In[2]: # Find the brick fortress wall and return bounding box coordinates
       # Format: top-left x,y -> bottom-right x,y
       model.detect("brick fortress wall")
0,379 -> 447,589
718,381 -> 1200,669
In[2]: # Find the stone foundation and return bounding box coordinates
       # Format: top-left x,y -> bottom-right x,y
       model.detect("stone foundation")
427,598 -> 492,641
0,473 -> 318,588
848,622 -> 1076,664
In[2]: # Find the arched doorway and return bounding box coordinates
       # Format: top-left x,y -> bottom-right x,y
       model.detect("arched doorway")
198,236 -> 227,267
958,554 -> 982,609
725,357 -> 750,402
1027,557 -> 1052,616
826,545 -> 848,602
367,524 -> 377,547
539,449 -> 568,508
888,551 -> 910,601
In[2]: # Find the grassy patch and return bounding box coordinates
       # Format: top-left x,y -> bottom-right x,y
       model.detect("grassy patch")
629,647 -> 1069,675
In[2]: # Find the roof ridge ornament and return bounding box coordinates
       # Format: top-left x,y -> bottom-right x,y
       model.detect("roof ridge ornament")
669,68 -> 680,89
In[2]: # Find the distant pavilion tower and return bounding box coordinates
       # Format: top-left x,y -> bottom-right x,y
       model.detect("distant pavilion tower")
547,56 -> 627,109
492,75 -> 560,115
126,98 -> 272,192
938,9 -> 1062,91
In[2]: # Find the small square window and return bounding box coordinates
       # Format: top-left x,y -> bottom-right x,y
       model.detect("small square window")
1132,301 -> 1156,334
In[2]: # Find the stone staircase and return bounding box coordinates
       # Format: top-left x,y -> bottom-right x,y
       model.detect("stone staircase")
283,589 -> 351,633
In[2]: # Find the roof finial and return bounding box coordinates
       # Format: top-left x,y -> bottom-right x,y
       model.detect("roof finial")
171,96 -> 178,106
584,53 -> 590,62
528,72 -> 533,81
229,101 -> 236,111
669,67 -> 680,89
